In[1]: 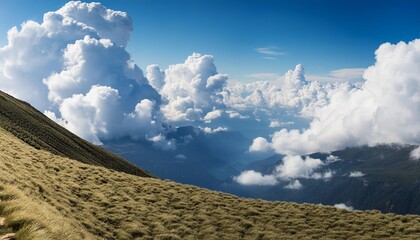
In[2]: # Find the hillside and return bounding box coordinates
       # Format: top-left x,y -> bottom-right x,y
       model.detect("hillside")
0,90 -> 151,178
1,127 -> 420,238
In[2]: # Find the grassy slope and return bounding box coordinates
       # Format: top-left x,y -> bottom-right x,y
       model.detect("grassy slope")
1,128 -> 420,239
0,90 -> 151,178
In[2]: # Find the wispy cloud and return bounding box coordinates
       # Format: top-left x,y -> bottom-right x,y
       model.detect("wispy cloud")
255,46 -> 285,59
307,68 -> 365,83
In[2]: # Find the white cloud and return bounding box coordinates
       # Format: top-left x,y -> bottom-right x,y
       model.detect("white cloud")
249,137 -> 274,152
334,203 -> 354,211
157,53 -> 228,122
410,146 -> 420,161
203,109 -> 223,123
234,170 -> 278,186
234,155 -> 332,187
269,121 -> 294,128
223,65 -> 351,119
226,110 -> 249,119
0,1 -> 162,144
275,155 -> 327,180
146,64 -> 165,91
284,180 -> 302,190
252,40 -> 420,155
349,171 -> 365,178
255,46 -> 285,59
326,155 -> 341,163
200,126 -> 228,134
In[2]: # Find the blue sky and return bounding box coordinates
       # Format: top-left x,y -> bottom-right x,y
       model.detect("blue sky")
1,0 -> 419,81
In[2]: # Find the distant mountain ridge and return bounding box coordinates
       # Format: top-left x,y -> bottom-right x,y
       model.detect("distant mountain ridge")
0,90 -> 152,178
225,144 -> 420,214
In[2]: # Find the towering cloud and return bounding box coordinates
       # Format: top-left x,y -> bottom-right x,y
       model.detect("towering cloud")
154,53 -> 228,122
0,1 -> 161,144
251,40 -> 420,155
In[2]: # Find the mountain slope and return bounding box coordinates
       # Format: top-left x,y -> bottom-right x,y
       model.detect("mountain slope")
1,127 -> 420,239
0,90 -> 151,177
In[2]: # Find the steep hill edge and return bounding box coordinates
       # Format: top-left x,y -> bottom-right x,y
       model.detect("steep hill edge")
1,127 -> 420,239
0,90 -> 151,178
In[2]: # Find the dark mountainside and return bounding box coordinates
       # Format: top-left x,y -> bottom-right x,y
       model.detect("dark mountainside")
0,90 -> 152,178
223,144 -> 420,214
103,126 -> 257,188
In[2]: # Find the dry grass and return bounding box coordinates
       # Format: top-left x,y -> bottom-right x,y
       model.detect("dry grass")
1,127 -> 420,239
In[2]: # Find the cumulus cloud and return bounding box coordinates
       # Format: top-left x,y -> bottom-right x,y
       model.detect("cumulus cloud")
203,109 -> 223,123
234,155 -> 332,187
284,180 -> 302,190
349,171 -> 365,178
223,64 -> 351,119
234,170 -> 278,186
200,126 -> 228,134
154,53 -> 228,122
334,203 -> 354,211
146,64 -> 165,91
410,146 -> 420,161
249,137 -> 274,152
252,40 -> 420,155
275,155 -> 330,180
0,1 -> 162,144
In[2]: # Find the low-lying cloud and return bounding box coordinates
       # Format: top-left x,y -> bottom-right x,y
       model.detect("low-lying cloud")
234,155 -> 333,188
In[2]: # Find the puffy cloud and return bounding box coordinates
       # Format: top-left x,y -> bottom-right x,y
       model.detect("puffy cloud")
269,121 -> 294,128
0,1 -> 161,144
284,180 -> 302,190
234,155 -> 332,187
48,86 -> 159,144
326,155 -> 341,163
223,64 -> 351,119
146,64 -> 165,91
275,155 -> 328,180
349,171 -> 365,178
410,146 -> 420,161
249,137 -> 274,152
234,170 -> 278,186
252,40 -> 420,155
203,109 -> 223,123
156,53 -> 228,122
334,203 -> 354,211
226,110 -> 249,119
200,126 -> 228,134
